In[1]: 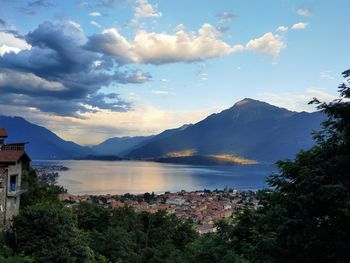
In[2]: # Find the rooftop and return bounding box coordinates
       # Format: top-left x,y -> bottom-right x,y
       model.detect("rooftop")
0,150 -> 29,164
0,128 -> 8,138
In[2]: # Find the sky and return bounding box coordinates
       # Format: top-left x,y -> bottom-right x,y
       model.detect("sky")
0,0 -> 349,145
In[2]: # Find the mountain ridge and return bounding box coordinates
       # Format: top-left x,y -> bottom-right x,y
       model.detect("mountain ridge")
126,99 -> 324,162
0,98 -> 325,162
0,116 -> 93,159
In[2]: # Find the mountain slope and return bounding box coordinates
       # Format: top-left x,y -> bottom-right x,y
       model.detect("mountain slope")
90,125 -> 193,156
126,99 -> 325,162
0,116 -> 93,159
91,136 -> 154,156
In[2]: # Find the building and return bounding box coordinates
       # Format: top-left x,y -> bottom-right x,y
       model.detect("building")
0,128 -> 30,230
166,198 -> 185,206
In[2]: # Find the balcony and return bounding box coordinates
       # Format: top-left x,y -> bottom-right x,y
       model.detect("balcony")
8,182 -> 28,197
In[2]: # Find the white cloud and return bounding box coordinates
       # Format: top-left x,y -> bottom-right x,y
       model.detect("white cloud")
174,23 -> 185,31
276,26 -> 288,32
258,88 -> 337,112
0,45 -> 21,56
67,20 -> 83,32
297,8 -> 311,17
320,70 -> 336,80
246,32 -> 286,60
134,0 -> 161,18
87,23 -> 244,65
198,72 -> 208,81
90,20 -> 102,28
89,11 -> 102,17
152,90 -> 169,95
292,22 -> 308,30
0,32 -> 31,56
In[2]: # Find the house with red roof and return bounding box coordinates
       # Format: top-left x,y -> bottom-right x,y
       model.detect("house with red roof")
0,128 -> 30,230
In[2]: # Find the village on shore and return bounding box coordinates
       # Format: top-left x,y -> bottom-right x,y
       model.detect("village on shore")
34,164 -> 260,234
59,189 -> 259,234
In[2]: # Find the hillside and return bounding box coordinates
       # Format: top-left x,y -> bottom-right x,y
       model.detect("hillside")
126,98 -> 325,162
0,116 -> 92,159
0,99 -> 325,162
91,136 -> 154,156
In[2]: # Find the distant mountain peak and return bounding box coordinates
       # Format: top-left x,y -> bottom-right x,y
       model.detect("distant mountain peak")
234,98 -> 266,107
179,124 -> 192,131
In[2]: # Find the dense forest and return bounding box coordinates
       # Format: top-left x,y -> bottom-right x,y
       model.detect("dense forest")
1,69 -> 349,263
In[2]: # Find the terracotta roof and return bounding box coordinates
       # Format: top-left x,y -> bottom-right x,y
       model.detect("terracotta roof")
0,150 -> 29,164
0,128 -> 8,137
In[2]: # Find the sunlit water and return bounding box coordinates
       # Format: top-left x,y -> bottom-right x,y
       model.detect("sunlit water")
33,160 -> 277,195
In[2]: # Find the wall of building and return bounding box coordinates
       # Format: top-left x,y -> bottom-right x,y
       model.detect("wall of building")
0,170 -> 8,230
5,162 -> 22,226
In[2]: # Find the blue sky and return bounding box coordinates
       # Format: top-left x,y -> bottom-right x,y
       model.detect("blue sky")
0,0 -> 349,144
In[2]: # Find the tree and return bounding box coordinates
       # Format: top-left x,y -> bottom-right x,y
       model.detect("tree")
229,69 -> 350,262
0,255 -> 33,263
73,202 -> 110,232
20,169 -> 65,207
88,227 -> 138,263
13,202 -> 91,263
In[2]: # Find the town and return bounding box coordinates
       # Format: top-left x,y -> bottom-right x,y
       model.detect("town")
59,189 -> 259,234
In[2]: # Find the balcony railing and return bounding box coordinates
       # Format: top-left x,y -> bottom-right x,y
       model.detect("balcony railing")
8,182 -> 28,197
1,144 -> 25,151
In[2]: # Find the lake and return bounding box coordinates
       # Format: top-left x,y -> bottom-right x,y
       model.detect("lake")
33,160 -> 277,195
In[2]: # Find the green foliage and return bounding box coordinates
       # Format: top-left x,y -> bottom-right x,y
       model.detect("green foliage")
0,254 -> 33,263
13,202 -> 90,263
74,202 -> 110,232
82,207 -> 198,262
20,169 -> 65,207
223,69 -> 350,262
88,252 -> 112,263
88,227 -> 139,262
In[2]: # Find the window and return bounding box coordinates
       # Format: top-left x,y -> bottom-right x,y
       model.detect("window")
10,175 -> 17,191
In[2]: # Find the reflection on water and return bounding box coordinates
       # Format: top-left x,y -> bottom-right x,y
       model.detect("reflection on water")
34,160 -> 276,195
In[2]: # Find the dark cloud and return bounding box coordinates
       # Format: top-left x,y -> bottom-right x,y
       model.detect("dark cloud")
216,26 -> 229,34
77,0 -> 127,9
216,12 -> 235,23
28,0 -> 53,7
0,18 -> 6,27
19,7 -> 37,15
0,19 -> 26,40
96,0 -> 126,8
0,21 -> 151,117
85,93 -> 132,112
0,29 -> 25,39
20,0 -> 53,15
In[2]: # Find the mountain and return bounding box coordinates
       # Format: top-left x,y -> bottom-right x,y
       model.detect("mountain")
126,99 -> 325,162
91,124 -> 193,156
0,116 -> 93,159
0,98 -> 325,162
91,136 -> 154,156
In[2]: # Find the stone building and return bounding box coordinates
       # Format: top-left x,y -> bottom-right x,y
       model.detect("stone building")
0,128 -> 30,230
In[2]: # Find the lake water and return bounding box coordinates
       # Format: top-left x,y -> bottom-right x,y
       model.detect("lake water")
33,160 -> 277,195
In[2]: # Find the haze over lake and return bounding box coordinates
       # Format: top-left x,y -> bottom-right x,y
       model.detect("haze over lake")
34,160 -> 276,195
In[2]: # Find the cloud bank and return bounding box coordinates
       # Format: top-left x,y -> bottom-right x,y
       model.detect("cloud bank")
0,21 -> 151,117
86,23 -> 245,65
246,32 -> 286,60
